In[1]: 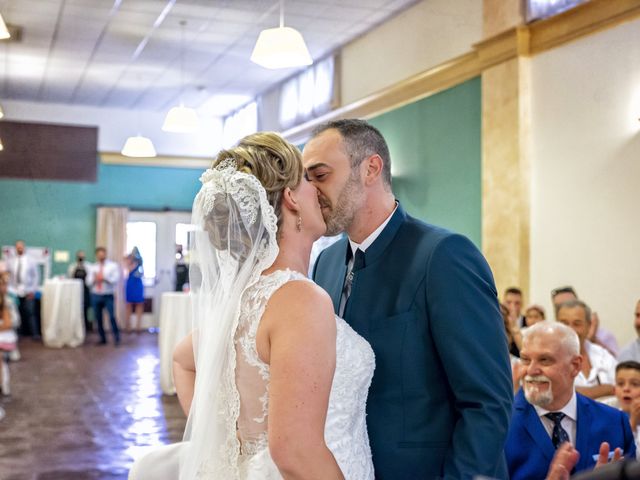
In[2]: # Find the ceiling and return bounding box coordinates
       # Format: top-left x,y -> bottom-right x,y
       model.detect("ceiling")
0,0 -> 419,117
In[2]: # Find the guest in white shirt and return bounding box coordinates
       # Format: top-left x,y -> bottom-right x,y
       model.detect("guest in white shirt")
557,299 -> 617,400
7,240 -> 40,339
618,299 -> 640,363
87,247 -> 120,346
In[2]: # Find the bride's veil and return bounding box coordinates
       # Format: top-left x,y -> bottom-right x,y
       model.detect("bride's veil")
180,158 -> 279,478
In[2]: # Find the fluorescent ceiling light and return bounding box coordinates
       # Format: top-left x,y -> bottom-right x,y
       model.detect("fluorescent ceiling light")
121,135 -> 157,158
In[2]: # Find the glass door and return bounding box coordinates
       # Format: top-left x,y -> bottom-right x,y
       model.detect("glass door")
126,210 -> 193,328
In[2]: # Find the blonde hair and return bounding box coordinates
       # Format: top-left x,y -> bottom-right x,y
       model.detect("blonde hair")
211,132 -> 303,234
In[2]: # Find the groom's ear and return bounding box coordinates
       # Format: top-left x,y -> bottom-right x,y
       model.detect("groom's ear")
281,186 -> 299,212
363,154 -> 384,186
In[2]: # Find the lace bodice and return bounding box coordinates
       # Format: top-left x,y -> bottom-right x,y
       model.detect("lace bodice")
234,269 -> 375,479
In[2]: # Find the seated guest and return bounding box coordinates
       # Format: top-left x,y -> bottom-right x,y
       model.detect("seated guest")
588,311 -> 620,357
557,299 -> 617,400
615,361 -> 640,435
504,286 -> 526,328
525,304 -> 546,327
505,321 -> 635,480
551,285 -> 618,355
552,286 -> 579,319
501,302 -> 522,358
618,299 -> 640,362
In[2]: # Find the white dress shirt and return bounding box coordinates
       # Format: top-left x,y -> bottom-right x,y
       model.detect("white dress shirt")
534,391 -> 578,446
87,260 -> 120,295
574,340 -> 617,387
339,203 -> 398,316
8,254 -> 40,296
619,339 -> 640,363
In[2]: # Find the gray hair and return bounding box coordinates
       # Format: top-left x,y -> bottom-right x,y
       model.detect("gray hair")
522,321 -> 580,357
310,119 -> 392,189
557,299 -> 592,325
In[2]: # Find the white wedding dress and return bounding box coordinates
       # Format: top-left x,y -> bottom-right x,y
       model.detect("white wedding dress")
129,269 -> 375,480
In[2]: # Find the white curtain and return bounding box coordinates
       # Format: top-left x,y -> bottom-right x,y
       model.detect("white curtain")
96,207 -> 129,329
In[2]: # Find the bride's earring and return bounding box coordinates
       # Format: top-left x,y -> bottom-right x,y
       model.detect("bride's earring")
296,215 -> 302,232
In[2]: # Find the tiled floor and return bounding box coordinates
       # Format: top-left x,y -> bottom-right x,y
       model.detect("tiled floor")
0,332 -> 186,480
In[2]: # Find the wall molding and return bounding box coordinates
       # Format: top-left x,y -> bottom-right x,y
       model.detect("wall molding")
100,152 -> 211,169
282,0 -> 640,144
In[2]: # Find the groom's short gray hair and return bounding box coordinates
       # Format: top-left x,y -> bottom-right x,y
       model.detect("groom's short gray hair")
311,119 -> 392,189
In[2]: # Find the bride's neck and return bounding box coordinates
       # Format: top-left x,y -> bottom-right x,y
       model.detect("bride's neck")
263,231 -> 313,276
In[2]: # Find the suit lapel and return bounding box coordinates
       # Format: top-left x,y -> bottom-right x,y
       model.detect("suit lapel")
324,239 -> 348,313
516,391 -> 556,463
575,394 -> 592,472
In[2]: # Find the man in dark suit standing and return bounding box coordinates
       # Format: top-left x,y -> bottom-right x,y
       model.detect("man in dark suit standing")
506,321 -> 635,480
303,119 -> 513,479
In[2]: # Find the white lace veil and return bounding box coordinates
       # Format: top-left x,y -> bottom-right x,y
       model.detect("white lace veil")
180,158 -> 279,478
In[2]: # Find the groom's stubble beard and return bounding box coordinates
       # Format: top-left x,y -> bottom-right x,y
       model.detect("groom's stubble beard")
322,168 -> 365,236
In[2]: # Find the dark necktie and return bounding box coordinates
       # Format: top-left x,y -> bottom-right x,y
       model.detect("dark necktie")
341,249 -> 365,316
545,412 -> 570,449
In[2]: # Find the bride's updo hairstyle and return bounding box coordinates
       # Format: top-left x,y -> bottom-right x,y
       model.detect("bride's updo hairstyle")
211,132 -> 303,234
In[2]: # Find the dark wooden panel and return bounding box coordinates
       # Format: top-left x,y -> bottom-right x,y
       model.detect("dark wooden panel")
0,121 -> 98,182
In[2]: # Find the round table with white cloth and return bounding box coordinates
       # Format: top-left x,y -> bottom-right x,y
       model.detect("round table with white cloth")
159,292 -> 193,395
41,278 -> 85,348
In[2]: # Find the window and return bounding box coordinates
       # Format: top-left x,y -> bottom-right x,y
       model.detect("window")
278,55 -> 336,129
222,101 -> 258,148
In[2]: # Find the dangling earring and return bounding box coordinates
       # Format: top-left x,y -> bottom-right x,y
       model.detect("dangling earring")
296,215 -> 302,232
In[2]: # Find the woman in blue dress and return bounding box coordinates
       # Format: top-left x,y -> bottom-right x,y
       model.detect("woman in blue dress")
125,247 -> 145,332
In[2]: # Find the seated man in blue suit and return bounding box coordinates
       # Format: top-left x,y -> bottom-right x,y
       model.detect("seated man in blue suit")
506,321 -> 635,480
303,119 -> 513,479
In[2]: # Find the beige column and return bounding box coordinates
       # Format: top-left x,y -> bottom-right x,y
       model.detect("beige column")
481,1 -> 532,302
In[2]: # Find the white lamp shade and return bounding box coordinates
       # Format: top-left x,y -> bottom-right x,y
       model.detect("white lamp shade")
251,26 -> 312,69
0,14 -> 10,40
121,135 -> 157,158
0,104 -> 4,119
162,105 -> 199,133
0,137 -> 4,151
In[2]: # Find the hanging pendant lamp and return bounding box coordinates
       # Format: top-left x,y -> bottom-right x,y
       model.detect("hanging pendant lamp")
0,13 -> 10,40
251,0 -> 312,69
121,135 -> 157,158
163,20 -> 199,133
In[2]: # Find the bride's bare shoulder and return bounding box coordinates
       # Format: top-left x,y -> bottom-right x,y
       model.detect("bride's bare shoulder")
263,278 -> 334,325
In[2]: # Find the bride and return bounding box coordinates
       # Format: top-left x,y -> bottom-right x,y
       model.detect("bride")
129,132 -> 375,479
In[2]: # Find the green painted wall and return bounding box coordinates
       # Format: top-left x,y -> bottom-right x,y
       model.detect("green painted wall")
0,164 -> 202,275
369,77 -> 481,247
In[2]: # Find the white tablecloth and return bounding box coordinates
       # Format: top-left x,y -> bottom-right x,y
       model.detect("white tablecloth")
41,278 -> 85,348
159,292 -> 193,395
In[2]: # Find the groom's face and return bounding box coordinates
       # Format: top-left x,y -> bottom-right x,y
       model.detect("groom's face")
303,129 -> 365,236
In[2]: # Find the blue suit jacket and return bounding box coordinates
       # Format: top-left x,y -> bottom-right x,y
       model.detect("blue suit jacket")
506,390 -> 637,480
312,204 -> 513,479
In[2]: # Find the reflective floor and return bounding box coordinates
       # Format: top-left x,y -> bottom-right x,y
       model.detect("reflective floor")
0,332 -> 186,480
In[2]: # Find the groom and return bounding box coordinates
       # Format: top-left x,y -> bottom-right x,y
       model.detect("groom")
303,119 -> 513,479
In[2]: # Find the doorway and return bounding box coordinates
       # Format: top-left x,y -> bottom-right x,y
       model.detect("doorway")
126,210 -> 194,328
